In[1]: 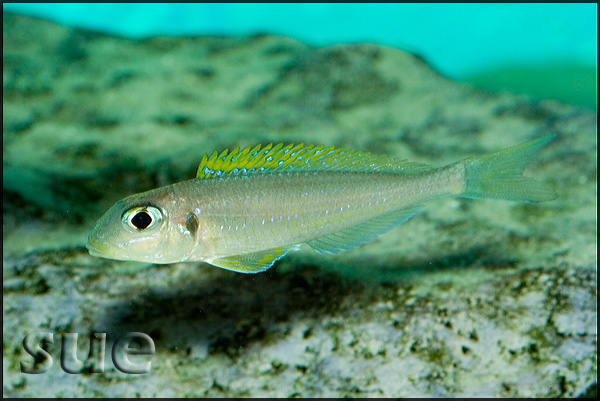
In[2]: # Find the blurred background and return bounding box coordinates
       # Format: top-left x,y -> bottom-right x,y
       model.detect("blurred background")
3,3 -> 597,109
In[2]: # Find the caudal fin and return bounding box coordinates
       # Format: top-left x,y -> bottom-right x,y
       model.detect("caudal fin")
462,135 -> 557,202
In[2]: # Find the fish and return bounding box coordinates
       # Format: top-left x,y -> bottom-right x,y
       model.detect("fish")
87,135 -> 556,273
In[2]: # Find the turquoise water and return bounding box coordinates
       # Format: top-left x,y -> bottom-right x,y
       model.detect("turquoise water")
3,3 -> 597,108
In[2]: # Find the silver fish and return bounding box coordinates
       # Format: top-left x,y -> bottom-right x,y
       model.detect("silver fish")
87,136 -> 556,273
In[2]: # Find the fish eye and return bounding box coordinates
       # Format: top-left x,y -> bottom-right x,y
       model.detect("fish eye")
122,206 -> 163,232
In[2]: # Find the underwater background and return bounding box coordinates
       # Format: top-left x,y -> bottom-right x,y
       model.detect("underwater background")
2,4 -> 597,397
4,3 -> 597,109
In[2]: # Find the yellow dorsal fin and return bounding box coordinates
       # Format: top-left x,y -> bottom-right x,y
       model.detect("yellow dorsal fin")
196,143 -> 431,178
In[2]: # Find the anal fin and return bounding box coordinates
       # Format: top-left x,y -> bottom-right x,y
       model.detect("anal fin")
307,206 -> 422,255
207,245 -> 300,274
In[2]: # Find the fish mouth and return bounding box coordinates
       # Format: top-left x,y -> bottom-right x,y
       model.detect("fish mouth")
86,236 -> 109,257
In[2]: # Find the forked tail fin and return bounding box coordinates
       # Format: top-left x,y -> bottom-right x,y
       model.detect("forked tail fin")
462,135 -> 557,202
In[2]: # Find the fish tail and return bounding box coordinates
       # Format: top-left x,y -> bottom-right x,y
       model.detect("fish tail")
461,135 -> 557,202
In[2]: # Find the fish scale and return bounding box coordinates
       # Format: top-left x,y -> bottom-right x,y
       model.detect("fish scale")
180,167 -> 463,260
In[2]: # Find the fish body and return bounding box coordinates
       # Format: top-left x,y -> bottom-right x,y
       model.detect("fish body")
87,137 -> 556,273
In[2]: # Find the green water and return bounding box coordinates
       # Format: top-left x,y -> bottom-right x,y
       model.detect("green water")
466,64 -> 597,109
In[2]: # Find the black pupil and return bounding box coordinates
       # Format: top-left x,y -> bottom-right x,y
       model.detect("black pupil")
131,211 -> 152,230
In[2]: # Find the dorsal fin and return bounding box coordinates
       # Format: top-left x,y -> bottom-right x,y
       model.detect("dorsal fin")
197,143 -> 431,178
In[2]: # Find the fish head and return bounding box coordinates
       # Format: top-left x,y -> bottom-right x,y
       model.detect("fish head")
87,188 -> 197,264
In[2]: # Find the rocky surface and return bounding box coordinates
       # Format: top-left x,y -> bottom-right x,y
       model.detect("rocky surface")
3,13 -> 596,397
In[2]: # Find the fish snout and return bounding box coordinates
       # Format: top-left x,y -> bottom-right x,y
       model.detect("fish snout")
86,232 -> 110,257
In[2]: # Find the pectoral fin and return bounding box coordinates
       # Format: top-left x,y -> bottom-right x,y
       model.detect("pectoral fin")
206,245 -> 300,273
